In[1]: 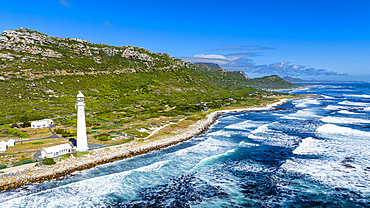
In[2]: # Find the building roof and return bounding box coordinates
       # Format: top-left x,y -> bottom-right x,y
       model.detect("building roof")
31,119 -> 53,124
42,143 -> 73,153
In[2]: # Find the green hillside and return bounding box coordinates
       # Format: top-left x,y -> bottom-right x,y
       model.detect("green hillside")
0,28 -> 297,127
245,75 -> 296,89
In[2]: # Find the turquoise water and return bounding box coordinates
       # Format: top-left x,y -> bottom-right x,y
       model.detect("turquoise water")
1,83 -> 370,207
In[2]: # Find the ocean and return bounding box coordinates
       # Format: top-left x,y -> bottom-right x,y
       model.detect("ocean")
1,83 -> 370,207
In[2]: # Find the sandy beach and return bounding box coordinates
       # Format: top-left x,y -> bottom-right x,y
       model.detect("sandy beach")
0,98 -> 288,192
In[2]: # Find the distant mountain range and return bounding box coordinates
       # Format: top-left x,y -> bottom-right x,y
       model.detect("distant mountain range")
283,76 -> 368,83
194,62 -> 222,70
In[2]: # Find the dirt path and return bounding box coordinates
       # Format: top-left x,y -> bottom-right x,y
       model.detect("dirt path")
1,163 -> 35,174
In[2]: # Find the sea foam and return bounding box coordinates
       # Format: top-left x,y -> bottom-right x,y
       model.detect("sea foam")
337,110 -> 361,115
343,94 -> 370,98
293,99 -> 320,108
316,124 -> 370,138
338,100 -> 370,106
320,116 -> 370,124
224,120 -> 266,131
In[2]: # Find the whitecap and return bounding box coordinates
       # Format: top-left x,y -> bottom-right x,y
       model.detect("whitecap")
283,133 -> 370,194
292,137 -> 340,156
224,120 -> 267,131
293,137 -> 320,155
320,116 -> 370,124
248,131 -> 300,148
251,124 -> 270,134
293,98 -> 321,108
337,110 -> 361,115
322,95 -> 335,99
323,105 -> 361,111
191,148 -> 237,171
338,100 -> 370,106
281,158 -> 370,194
286,110 -> 322,119
316,124 -> 370,138
175,137 -> 236,156
238,141 -> 260,147
343,94 -> 370,99
208,130 -> 233,136
248,134 -> 264,140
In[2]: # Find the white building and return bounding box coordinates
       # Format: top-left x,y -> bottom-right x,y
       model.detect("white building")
75,91 -> 88,151
0,141 -> 7,153
40,143 -> 73,158
7,139 -> 15,147
31,119 -> 53,128
0,139 -> 16,153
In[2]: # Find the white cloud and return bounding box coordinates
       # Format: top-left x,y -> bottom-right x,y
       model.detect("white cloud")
103,21 -> 111,26
59,0 -> 71,7
181,53 -> 255,66
193,54 -> 228,60
180,53 -> 348,77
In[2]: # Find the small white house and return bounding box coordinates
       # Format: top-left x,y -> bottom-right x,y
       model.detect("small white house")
0,141 -> 7,153
40,143 -> 73,158
31,119 -> 53,129
7,139 -> 15,147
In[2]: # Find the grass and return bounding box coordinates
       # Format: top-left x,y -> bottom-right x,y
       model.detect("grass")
0,125 -> 30,138
31,142 -> 44,145
0,139 -> 71,166
60,153 -> 71,160
7,139 -> 69,152
73,151 -> 89,157
125,129 -> 149,138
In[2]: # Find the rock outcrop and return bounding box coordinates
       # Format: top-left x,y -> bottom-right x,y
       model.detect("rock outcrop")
122,46 -> 153,61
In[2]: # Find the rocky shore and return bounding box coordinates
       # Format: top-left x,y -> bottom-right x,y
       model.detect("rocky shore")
0,99 -> 288,192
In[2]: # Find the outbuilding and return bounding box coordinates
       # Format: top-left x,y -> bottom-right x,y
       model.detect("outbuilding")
7,139 -> 15,147
40,143 -> 73,158
0,141 -> 7,153
31,119 -> 53,128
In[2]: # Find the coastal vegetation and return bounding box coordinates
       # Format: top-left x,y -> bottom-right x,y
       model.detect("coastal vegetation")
41,158 -> 55,165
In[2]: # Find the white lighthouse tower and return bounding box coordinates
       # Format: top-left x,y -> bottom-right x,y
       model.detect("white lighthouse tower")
76,91 -> 88,151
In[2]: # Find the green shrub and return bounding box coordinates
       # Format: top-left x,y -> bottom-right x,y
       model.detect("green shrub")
60,153 -> 71,160
42,158 -> 56,165
12,159 -> 36,167
62,130 -> 76,137
99,137 -> 109,141
73,152 -> 89,157
0,164 -> 7,169
20,121 -> 31,128
11,121 -> 19,128
54,128 -> 65,134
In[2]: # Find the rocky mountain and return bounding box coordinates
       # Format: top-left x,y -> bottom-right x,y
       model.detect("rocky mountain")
0,27 -> 187,78
282,76 -> 307,83
194,62 -> 222,70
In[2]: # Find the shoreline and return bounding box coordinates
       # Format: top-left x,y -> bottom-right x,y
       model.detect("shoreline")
0,98 -> 290,192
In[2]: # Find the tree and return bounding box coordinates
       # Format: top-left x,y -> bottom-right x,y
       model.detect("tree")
20,121 -> 31,128
11,121 -> 19,128
42,158 -> 56,165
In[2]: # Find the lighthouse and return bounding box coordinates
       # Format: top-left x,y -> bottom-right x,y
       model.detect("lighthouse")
76,91 -> 88,151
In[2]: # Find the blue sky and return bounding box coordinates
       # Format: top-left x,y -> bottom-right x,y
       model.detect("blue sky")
1,0 -> 370,80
